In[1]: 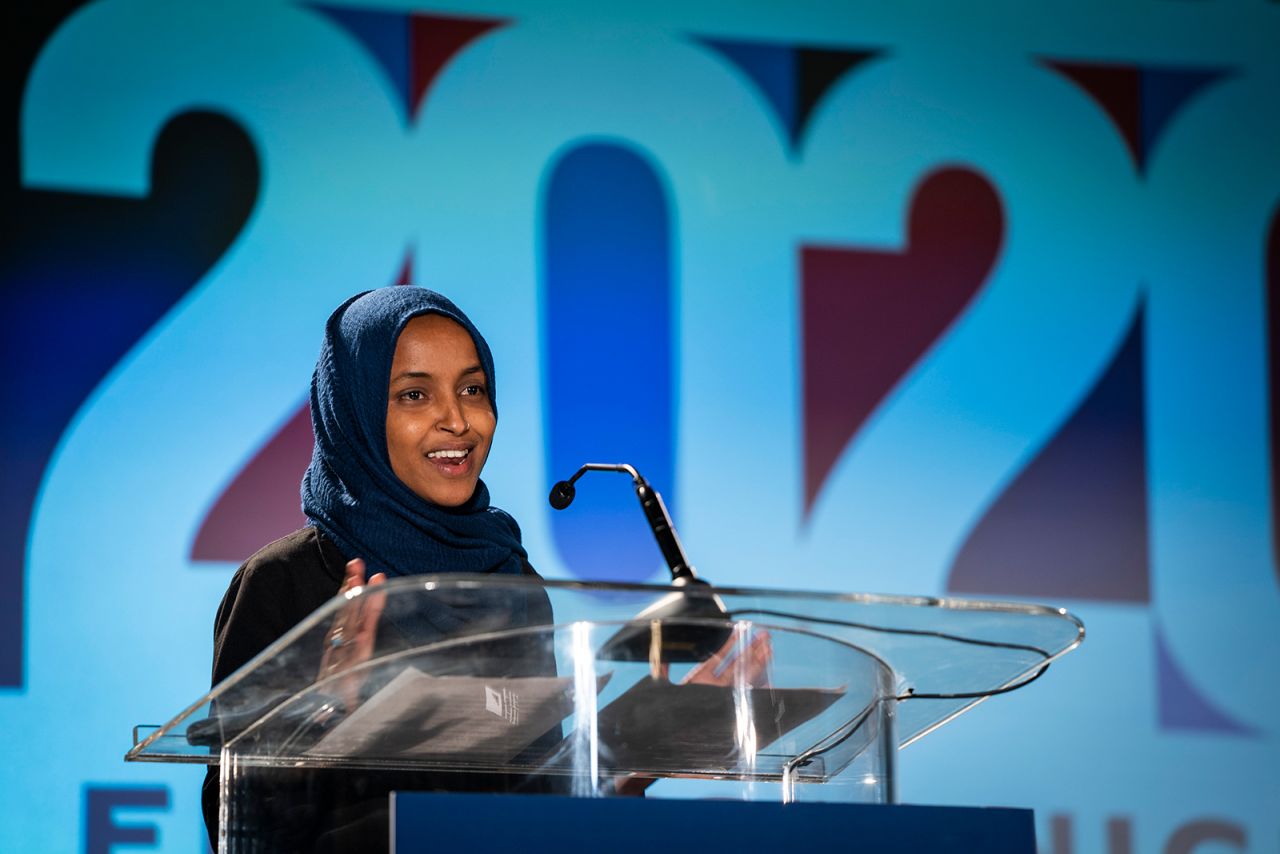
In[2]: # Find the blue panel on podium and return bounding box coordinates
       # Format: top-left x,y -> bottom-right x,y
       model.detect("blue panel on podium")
391,792 -> 1036,853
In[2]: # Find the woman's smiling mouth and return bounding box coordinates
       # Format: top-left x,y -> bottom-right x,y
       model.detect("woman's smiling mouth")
425,447 -> 473,474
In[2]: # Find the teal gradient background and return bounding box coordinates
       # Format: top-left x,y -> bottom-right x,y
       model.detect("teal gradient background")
4,1 -> 1278,851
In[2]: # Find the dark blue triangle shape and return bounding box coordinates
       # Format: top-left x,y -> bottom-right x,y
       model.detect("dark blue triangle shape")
946,303 -> 1151,601
1140,67 -> 1229,167
697,38 -> 797,147
1154,622 -> 1257,735
309,4 -> 411,122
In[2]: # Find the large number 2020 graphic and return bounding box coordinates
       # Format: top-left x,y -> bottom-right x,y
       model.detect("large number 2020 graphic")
12,2 -> 1280,751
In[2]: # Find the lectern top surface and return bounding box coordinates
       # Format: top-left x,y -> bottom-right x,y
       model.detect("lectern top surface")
128,577 -> 1082,781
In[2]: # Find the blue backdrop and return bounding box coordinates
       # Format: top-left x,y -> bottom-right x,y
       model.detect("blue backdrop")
4,1 -> 1278,852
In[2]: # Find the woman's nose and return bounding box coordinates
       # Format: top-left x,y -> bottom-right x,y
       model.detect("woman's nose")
436,397 -> 469,434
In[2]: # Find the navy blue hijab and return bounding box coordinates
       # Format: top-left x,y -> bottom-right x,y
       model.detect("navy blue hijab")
301,287 -> 527,578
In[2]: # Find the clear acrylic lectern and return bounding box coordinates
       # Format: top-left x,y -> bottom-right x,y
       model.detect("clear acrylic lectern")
127,577 -> 1082,852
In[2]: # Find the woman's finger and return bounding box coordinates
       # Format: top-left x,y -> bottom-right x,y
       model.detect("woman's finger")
683,628 -> 774,687
327,559 -> 370,653
683,631 -> 737,683
366,575 -> 387,613
343,557 -> 367,590
357,575 -> 388,639
742,631 -> 772,687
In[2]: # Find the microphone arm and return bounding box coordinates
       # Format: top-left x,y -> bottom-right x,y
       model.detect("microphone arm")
549,463 -> 698,583
550,462 -> 730,662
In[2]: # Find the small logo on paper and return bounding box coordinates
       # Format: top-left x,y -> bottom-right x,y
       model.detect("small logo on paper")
484,685 -> 520,725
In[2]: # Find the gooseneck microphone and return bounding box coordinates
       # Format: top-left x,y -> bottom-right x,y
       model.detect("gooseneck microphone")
549,463 -> 730,662
548,463 -> 695,581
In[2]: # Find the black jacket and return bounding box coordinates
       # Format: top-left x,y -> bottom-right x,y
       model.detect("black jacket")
202,527 -> 560,852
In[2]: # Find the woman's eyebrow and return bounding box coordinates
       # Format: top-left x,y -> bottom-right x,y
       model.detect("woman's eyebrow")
390,366 -> 485,382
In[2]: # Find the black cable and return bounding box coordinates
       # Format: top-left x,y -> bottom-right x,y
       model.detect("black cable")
897,660 -> 1050,700
727,608 -> 1051,657
725,607 -> 1052,702
788,700 -> 879,772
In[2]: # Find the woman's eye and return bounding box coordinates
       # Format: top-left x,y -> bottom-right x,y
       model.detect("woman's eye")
461,384 -> 488,397
401,390 -> 425,401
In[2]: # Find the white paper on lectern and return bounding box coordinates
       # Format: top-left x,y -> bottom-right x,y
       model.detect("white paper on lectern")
308,667 -> 610,762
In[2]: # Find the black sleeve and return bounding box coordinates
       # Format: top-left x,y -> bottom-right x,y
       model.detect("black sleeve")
202,543 -> 341,849
202,561 -> 298,849
210,563 -> 298,687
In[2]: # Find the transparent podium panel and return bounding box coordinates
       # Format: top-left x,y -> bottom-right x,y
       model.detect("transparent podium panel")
128,577 -> 1082,852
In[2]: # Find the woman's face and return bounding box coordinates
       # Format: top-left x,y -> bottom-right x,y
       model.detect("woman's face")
386,314 -> 495,507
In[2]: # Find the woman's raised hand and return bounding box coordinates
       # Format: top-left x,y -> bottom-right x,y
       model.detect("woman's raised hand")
654,625 -> 773,689
318,558 -> 387,710
678,626 -> 772,689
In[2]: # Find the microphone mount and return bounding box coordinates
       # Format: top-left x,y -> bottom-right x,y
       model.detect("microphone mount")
549,463 -> 697,583
549,462 -> 731,662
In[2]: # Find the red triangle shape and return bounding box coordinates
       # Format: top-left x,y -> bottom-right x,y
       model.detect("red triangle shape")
394,247 -> 414,285
1043,60 -> 1143,172
408,13 -> 506,121
190,404 -> 313,562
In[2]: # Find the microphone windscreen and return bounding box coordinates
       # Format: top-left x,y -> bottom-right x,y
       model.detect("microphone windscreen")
548,481 -> 576,510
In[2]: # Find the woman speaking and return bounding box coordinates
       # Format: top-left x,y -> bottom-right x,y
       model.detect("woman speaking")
202,286 -> 552,850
